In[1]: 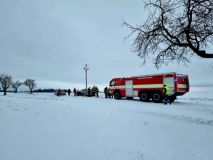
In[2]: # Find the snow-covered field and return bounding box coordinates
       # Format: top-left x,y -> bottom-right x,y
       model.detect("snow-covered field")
0,90 -> 213,160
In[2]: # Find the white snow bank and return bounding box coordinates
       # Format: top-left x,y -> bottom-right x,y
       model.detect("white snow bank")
0,92 -> 213,160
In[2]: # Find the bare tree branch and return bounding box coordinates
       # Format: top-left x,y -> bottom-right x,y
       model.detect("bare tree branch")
124,0 -> 213,67
24,79 -> 36,94
12,80 -> 22,93
0,73 -> 12,95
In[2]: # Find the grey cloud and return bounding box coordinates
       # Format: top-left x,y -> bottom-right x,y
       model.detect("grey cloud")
0,0 -> 213,89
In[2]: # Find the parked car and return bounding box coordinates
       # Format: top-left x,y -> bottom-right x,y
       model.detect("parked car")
76,89 -> 93,96
55,89 -> 66,96
76,89 -> 87,96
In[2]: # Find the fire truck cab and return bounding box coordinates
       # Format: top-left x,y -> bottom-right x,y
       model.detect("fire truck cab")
109,72 -> 189,103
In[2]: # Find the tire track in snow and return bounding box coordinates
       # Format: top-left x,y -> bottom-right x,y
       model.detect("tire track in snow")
130,111 -> 213,126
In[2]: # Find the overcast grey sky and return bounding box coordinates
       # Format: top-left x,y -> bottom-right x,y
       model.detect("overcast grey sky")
0,0 -> 213,89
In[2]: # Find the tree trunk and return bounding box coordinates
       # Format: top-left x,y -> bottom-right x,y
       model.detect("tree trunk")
3,89 -> 6,96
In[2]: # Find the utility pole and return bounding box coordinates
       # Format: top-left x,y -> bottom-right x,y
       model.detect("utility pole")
83,64 -> 89,90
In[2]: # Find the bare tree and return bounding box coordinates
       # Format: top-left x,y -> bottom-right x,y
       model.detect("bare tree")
12,80 -> 22,93
124,0 -> 213,67
0,73 -> 12,95
24,79 -> 36,94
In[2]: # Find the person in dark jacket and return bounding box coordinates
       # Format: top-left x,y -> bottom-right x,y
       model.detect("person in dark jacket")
68,89 -> 71,96
73,88 -> 77,96
87,87 -> 91,97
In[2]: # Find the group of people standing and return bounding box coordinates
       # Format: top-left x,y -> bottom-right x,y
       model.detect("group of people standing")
56,86 -> 112,99
57,85 -> 173,105
72,86 -> 100,97
87,86 -> 99,97
55,88 -> 73,96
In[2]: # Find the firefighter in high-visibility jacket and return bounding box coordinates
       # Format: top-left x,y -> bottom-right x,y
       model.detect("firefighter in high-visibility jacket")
104,87 -> 111,98
163,85 -> 171,105
92,86 -> 99,97
104,87 -> 108,98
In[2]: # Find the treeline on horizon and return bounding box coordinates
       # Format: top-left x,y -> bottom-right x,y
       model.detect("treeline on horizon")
0,89 -> 68,93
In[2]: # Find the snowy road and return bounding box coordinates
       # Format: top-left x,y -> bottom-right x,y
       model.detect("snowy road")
0,93 -> 213,160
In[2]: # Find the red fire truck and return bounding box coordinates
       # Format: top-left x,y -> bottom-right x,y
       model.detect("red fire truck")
109,72 -> 189,103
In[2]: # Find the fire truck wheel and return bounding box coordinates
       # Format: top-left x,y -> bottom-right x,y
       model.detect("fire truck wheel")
140,92 -> 150,102
152,92 -> 162,103
114,91 -> 121,100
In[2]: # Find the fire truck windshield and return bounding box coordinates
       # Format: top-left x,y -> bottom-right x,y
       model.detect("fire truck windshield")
110,80 -> 115,86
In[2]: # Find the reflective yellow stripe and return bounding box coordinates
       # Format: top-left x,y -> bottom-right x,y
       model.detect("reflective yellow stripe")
110,84 -> 163,89
109,85 -> 125,89
133,84 -> 163,88
177,84 -> 187,89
